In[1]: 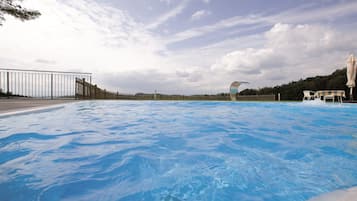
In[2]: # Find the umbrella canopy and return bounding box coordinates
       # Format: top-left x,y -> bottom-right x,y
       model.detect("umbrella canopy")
346,54 -> 356,88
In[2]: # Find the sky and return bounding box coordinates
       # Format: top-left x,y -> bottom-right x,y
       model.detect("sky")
1,0 -> 357,94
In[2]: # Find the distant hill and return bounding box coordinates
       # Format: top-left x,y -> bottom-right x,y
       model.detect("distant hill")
239,68 -> 355,101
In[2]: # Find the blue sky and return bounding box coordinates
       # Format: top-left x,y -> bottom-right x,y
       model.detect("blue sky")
1,0 -> 357,94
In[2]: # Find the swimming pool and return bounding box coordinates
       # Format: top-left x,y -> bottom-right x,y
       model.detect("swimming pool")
0,101 -> 356,201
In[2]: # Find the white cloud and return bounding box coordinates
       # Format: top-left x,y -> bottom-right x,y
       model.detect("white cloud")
0,0 -> 217,94
202,0 -> 211,4
271,1 -> 357,24
168,14 -> 262,43
146,0 -> 188,30
211,23 -> 357,89
191,10 -> 211,21
212,48 -> 281,73
0,0 -> 167,73
168,1 -> 357,44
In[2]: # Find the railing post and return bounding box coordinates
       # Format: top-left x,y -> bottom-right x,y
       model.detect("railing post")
82,78 -> 86,99
74,78 -> 77,100
51,73 -> 53,100
94,85 -> 97,99
89,76 -> 92,99
7,71 -> 10,98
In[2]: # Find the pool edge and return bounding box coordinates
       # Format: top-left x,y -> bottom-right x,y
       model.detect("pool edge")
0,102 -> 74,118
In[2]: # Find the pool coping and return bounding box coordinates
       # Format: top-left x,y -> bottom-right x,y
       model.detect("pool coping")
0,102 -> 72,118
308,186 -> 357,201
0,99 -> 354,118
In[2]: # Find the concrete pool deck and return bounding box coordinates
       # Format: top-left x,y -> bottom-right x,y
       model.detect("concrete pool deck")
308,186 -> 357,201
0,99 -> 77,114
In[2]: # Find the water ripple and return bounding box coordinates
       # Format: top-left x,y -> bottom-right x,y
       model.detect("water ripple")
0,101 -> 356,201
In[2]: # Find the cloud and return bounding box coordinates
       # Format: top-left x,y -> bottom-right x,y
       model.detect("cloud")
212,48 -> 282,72
146,0 -> 188,30
160,0 -> 173,5
202,0 -> 211,3
210,23 -> 357,89
191,10 -> 211,21
271,1 -> 357,24
0,0 -> 216,94
176,70 -> 190,78
264,23 -> 355,62
175,68 -> 203,82
168,1 -> 357,44
1,0 -> 357,95
168,14 -> 262,44
35,59 -> 57,65
99,70 -> 205,94
0,0 -> 167,72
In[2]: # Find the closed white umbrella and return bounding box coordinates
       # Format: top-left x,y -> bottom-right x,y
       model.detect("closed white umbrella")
346,54 -> 356,100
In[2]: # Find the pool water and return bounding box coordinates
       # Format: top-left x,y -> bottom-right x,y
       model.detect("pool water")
0,101 -> 356,201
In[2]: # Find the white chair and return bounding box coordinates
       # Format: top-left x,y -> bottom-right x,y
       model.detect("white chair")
303,90 -> 315,100
324,95 -> 334,103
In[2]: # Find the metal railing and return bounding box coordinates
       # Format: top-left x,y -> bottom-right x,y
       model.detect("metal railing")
0,68 -> 92,99
75,78 -> 120,99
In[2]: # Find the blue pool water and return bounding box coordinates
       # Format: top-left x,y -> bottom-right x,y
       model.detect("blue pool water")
0,101 -> 356,201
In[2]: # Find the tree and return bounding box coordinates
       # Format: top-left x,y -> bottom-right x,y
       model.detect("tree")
0,0 -> 40,25
239,68 -> 353,101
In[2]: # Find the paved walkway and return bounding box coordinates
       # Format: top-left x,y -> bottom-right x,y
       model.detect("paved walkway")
0,99 -> 77,114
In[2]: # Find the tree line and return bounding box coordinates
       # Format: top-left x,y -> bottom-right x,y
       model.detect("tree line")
239,68 -> 355,100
